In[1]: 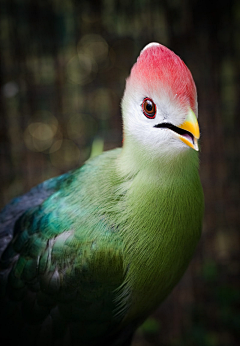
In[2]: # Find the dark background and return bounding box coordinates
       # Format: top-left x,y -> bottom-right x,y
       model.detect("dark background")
0,1 -> 239,345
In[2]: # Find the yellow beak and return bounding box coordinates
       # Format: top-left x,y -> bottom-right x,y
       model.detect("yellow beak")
178,108 -> 200,151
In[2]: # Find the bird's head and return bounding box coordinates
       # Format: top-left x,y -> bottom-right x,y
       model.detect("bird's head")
121,42 -> 200,160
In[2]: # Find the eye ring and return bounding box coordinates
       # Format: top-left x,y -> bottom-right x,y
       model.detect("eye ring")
141,98 -> 156,119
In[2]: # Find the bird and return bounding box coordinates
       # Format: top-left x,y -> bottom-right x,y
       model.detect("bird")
0,42 -> 204,346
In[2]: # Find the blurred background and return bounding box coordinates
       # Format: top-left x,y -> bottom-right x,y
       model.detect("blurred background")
0,0 -> 239,345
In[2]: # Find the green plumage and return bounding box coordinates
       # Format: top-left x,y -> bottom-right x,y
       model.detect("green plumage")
0,148 -> 203,345
0,43 -> 204,346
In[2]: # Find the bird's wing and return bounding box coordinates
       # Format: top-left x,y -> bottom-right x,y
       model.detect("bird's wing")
0,172 -> 70,257
0,180 -> 128,346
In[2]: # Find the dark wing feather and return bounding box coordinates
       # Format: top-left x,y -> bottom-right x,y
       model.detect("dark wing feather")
0,173 -> 69,257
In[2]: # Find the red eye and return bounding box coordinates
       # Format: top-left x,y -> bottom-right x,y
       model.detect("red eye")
142,98 -> 156,118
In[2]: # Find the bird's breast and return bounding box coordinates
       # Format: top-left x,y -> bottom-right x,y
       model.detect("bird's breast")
118,170 -> 203,323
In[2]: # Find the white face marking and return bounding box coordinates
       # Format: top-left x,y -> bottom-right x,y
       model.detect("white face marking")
122,80 -> 194,157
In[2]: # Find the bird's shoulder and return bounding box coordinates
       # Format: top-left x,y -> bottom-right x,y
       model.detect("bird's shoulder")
0,148 -> 122,256
0,172 -> 71,256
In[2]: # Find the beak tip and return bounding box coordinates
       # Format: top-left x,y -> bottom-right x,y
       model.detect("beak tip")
179,108 -> 200,150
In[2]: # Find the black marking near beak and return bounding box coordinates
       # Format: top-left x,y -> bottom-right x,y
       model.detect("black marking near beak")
154,123 -> 194,145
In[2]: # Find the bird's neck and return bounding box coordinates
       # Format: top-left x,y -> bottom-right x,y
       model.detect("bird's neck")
117,136 -> 199,179
115,136 -> 203,322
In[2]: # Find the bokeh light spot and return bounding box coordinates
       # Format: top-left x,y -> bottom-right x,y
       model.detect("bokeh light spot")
78,34 -> 109,64
3,81 -> 19,98
67,113 -> 98,140
67,54 -> 97,85
50,139 -> 80,169
23,113 -> 59,153
49,139 -> 63,154
24,122 -> 54,152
